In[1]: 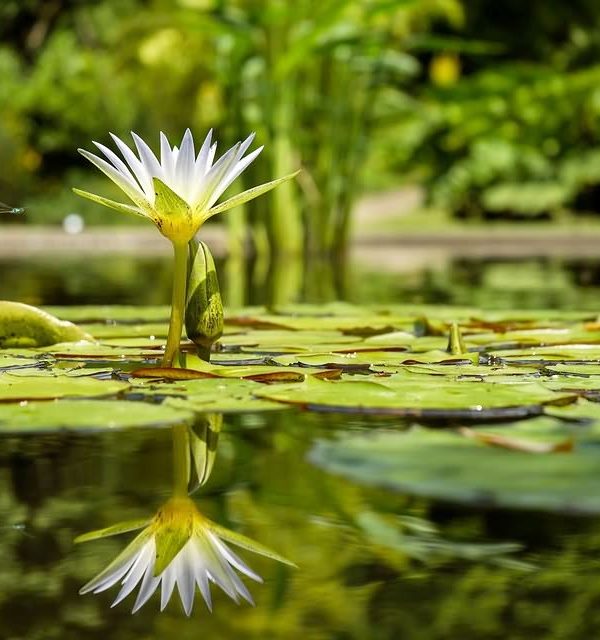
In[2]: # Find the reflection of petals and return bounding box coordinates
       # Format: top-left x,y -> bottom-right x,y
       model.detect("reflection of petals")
79,497 -> 293,616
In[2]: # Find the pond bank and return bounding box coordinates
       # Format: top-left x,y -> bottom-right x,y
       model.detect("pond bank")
2,225 -> 599,271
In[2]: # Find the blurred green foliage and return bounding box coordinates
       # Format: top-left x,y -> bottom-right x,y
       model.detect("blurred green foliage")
0,0 -> 460,253
386,0 -> 600,219
2,0 -> 600,243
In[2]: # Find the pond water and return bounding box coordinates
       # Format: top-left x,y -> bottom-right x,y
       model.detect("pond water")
4,253 -> 600,310
3,252 -> 600,638
3,411 -> 600,639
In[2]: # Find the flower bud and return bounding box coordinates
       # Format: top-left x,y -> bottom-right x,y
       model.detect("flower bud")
185,239 -> 224,361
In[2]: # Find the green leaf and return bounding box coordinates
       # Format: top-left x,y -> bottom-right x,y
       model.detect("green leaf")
159,379 -> 287,414
255,376 -> 574,419
72,188 -> 147,219
0,399 -> 194,432
205,171 -> 300,219
0,374 -> 130,402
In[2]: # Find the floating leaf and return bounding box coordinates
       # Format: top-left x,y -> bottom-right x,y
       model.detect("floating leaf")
0,399 -> 194,432
0,373 -> 129,402
256,376 -> 574,419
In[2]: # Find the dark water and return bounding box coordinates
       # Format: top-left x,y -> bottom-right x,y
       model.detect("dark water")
2,410 -> 600,639
3,253 -> 600,638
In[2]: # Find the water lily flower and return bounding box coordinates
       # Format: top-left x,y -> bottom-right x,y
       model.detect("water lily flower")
74,129 -> 297,243
76,496 -> 295,616
74,130 -> 298,366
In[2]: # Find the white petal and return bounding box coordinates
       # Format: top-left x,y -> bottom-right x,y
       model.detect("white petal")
160,565 -> 177,612
110,133 -> 154,198
206,143 -> 217,172
210,534 -> 263,583
175,544 -> 196,616
78,150 -> 145,203
205,146 -> 263,210
131,563 -> 161,614
80,546 -> 139,595
92,141 -> 139,187
200,537 -> 241,602
183,539 -> 211,611
160,132 -> 177,188
131,132 -> 163,178
175,129 -> 196,201
194,129 -> 213,178
111,541 -> 155,607
214,549 -> 255,606
230,574 -> 255,606
191,143 -> 240,209
195,569 -> 213,612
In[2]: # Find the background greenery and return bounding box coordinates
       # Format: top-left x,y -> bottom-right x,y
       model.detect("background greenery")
1,0 -> 600,252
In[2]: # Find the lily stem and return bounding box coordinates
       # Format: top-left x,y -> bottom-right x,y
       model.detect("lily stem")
162,241 -> 188,367
172,424 -> 189,497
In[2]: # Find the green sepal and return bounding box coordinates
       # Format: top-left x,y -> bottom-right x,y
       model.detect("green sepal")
153,178 -> 191,217
72,188 -> 147,219
74,518 -> 151,544
185,240 -> 224,360
153,522 -> 192,576
207,521 -> 298,568
204,170 -> 301,219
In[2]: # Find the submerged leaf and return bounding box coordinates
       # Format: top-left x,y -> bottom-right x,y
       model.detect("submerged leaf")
310,421 -> 600,514
458,426 -> 574,453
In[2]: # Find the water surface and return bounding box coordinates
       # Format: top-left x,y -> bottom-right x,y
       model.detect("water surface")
3,252 -> 600,638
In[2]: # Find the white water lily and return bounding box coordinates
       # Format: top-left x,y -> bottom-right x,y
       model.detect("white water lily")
77,496 -> 294,616
74,129 -> 298,367
74,129 -> 297,243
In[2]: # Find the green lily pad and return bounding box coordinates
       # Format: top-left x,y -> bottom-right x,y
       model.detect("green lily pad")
135,378 -> 287,413
487,345 -> 600,365
0,373 -> 130,402
43,305 -> 170,324
219,330 -> 363,353
35,342 -> 161,362
0,355 -> 43,372
255,376 -> 574,419
0,399 -> 193,432
309,421 -> 600,514
83,323 -> 169,340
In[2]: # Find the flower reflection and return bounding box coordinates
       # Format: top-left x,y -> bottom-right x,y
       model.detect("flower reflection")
76,419 -> 294,615
77,496 -> 293,615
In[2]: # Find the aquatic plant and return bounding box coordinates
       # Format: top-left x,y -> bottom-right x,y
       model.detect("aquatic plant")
76,423 -> 293,615
74,129 -> 297,366
76,495 -> 294,616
